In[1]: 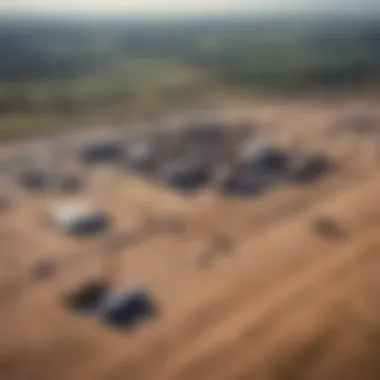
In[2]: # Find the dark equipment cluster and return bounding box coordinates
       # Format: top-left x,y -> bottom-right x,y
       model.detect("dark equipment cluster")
79,139 -> 125,165
63,280 -> 158,329
4,117 -> 333,199
15,167 -> 85,195
74,119 -> 333,196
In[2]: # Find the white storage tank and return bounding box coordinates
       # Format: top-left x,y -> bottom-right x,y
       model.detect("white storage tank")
48,202 -> 110,236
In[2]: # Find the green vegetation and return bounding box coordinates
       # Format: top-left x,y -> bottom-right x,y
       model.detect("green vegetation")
0,15 -> 380,135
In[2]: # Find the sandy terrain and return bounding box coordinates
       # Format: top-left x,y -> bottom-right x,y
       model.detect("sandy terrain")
1,97 -> 380,380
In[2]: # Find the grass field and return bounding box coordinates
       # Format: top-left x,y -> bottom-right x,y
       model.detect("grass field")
0,14 -> 380,136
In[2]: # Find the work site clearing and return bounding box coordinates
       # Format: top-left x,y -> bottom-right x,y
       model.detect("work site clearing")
1,97 -> 380,380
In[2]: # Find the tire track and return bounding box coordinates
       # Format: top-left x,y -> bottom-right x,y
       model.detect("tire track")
157,229 -> 380,380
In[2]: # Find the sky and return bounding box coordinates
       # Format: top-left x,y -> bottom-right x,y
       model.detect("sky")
0,0 -> 379,16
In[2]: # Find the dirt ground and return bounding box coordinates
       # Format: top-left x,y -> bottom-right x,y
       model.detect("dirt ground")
1,97 -> 380,380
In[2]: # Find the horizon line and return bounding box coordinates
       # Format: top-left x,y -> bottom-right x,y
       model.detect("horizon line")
1,8 -> 380,19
